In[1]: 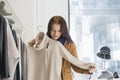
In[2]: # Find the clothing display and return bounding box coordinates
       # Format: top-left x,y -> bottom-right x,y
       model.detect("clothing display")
25,32 -> 96,80
97,46 -> 111,59
0,15 -> 25,80
96,46 -> 113,79
0,15 -> 9,79
2,18 -> 20,80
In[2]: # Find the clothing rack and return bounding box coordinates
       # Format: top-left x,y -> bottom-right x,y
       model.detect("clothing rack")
0,15 -> 26,80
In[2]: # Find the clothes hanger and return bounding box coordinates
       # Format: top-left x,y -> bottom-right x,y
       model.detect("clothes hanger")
37,25 -> 42,32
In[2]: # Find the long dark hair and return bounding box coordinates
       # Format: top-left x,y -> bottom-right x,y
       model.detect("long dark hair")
47,16 -> 73,42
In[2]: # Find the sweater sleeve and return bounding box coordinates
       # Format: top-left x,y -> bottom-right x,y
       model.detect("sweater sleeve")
67,42 -> 90,74
58,42 -> 96,70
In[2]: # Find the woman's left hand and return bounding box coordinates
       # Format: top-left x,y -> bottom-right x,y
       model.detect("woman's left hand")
88,66 -> 96,74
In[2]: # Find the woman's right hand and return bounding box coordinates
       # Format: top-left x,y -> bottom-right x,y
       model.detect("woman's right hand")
28,39 -> 35,46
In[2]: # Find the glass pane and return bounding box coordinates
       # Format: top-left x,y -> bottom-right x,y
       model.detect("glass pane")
69,0 -> 120,79
80,0 -> 120,9
111,0 -> 120,8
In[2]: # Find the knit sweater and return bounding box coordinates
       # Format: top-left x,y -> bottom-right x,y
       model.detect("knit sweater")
25,32 -> 95,80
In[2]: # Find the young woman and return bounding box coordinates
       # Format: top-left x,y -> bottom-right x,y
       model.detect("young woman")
46,16 -> 96,80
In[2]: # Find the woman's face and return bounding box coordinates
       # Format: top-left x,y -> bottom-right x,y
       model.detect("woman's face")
50,23 -> 62,40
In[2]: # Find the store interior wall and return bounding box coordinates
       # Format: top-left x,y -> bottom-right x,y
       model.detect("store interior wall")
7,0 -> 68,43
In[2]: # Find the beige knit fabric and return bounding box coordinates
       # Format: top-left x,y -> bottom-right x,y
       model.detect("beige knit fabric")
25,32 -> 96,80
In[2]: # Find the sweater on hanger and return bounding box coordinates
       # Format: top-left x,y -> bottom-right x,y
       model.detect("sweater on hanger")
25,32 -> 96,80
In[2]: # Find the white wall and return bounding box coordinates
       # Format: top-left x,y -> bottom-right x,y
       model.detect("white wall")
7,0 -> 36,42
7,0 -> 68,43
36,0 -> 68,33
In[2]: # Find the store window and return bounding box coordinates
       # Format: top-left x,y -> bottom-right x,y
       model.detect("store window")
69,0 -> 120,79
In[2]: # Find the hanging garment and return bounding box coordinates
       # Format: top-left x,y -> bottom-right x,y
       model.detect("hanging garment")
20,38 -> 26,80
15,35 -> 26,80
25,32 -> 96,80
2,19 -> 20,80
12,29 -> 20,80
0,15 -> 9,79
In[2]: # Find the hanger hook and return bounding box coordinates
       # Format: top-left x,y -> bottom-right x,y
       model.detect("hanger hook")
37,25 -> 42,32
